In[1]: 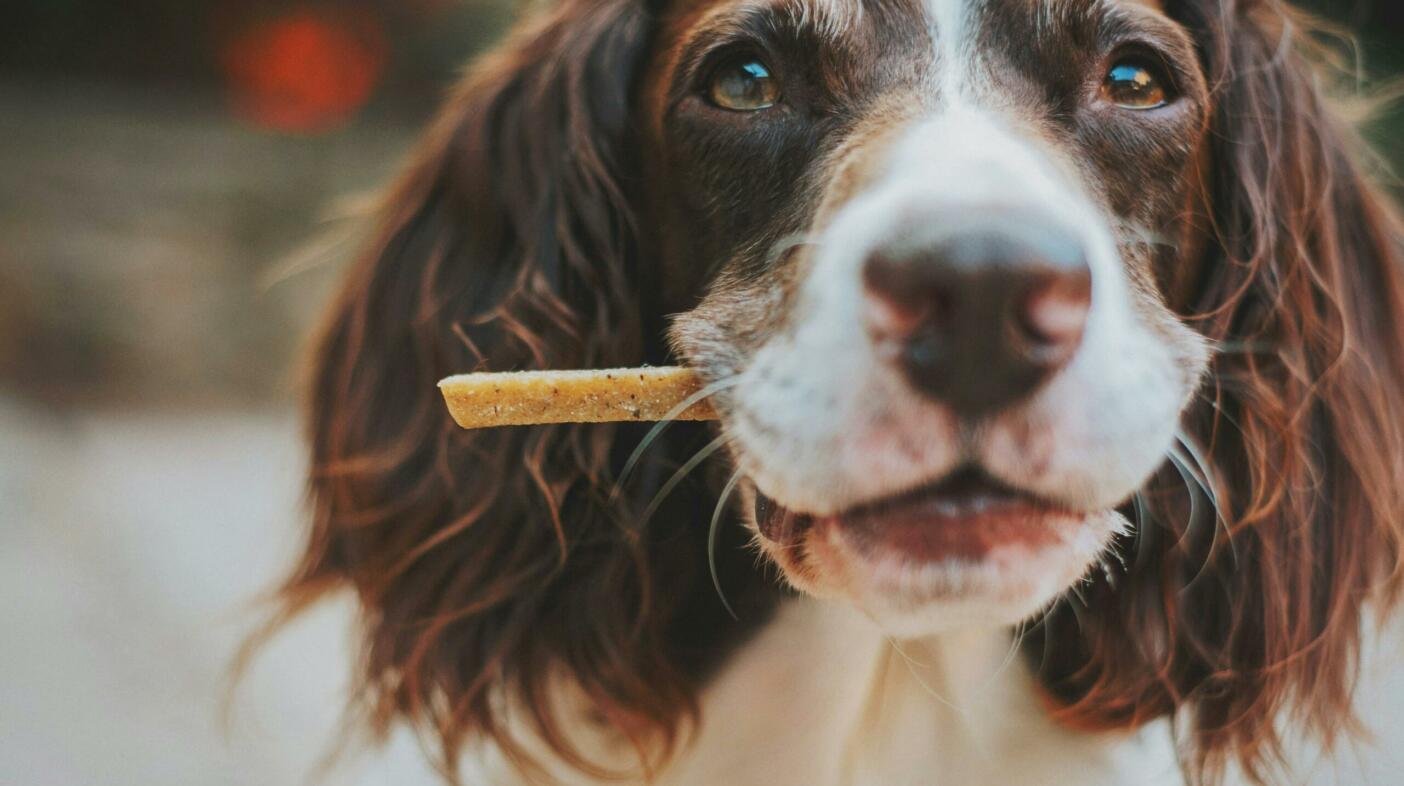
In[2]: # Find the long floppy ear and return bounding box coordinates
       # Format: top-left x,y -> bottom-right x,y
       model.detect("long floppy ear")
266,1 -> 771,780
1029,1 -> 1404,782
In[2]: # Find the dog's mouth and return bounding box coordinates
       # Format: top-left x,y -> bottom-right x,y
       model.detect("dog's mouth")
754,467 -> 1081,562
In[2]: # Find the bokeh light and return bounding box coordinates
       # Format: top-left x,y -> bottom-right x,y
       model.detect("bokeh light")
221,7 -> 387,134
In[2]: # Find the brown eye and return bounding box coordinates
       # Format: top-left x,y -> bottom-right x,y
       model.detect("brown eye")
707,59 -> 779,111
1102,60 -> 1169,110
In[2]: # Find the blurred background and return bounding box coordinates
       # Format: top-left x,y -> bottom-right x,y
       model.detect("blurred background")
0,1 -> 1400,785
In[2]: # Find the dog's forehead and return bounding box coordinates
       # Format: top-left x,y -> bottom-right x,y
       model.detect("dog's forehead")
657,0 -> 1182,114
669,0 -> 1166,33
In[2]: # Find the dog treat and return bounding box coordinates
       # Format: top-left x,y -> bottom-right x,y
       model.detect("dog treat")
439,367 -> 719,429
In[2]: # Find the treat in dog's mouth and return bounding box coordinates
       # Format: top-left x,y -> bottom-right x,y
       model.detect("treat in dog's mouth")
754,467 -> 1082,562
438,367 -> 716,429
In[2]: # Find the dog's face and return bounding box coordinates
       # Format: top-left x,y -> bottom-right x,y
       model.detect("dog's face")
642,0 -> 1214,634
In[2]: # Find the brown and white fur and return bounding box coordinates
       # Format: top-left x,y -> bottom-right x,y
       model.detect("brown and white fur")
265,0 -> 1404,784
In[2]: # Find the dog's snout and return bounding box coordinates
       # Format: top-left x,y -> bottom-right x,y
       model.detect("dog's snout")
862,220 -> 1092,417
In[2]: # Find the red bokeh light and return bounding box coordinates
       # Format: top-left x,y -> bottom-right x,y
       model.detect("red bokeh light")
221,8 -> 387,135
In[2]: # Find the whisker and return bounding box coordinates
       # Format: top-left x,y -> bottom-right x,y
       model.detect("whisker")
1067,583 -> 1089,609
1165,451 -> 1204,554
986,622 -> 1027,692
1017,598 -> 1057,642
635,434 -> 731,534
885,637 -> 964,714
1062,588 -> 1091,637
764,231 -> 821,268
1111,219 -> 1178,251
848,594 -> 976,718
1096,538 -> 1128,594
1174,430 -> 1239,568
1170,441 -> 1221,524
611,375 -> 741,500
1131,490 -> 1155,569
1173,432 -> 1224,513
1208,338 -> 1277,356
1167,450 -> 1236,588
1200,394 -> 1250,445
708,469 -> 745,621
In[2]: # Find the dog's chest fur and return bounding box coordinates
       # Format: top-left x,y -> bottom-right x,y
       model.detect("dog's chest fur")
470,599 -> 1188,785
667,600 -> 1186,785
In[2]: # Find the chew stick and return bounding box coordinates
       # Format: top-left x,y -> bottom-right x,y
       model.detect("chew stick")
438,367 -> 719,430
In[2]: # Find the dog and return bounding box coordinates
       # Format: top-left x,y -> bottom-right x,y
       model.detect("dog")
270,0 -> 1404,783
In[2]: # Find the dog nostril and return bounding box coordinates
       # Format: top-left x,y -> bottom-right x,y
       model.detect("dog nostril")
863,252 -> 944,341
1017,270 -> 1092,361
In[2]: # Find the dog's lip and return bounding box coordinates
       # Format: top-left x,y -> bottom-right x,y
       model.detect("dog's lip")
754,467 -> 1079,559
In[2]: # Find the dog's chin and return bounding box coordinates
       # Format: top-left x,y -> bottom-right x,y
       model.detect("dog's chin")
750,473 -> 1127,639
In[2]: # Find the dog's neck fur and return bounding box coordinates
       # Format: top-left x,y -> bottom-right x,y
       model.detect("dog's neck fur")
669,599 -> 1185,785
473,598 -> 1188,785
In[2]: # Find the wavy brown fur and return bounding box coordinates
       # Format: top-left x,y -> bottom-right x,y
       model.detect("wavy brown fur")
1029,1 -> 1404,783
270,1 -> 778,779
263,0 -> 1404,783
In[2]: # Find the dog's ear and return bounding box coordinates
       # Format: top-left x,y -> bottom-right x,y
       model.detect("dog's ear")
1030,3 -> 1404,782
264,2 -> 752,780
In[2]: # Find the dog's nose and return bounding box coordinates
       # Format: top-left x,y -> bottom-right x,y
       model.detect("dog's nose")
862,221 -> 1091,418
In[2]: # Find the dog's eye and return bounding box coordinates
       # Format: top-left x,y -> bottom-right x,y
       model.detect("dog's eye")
1102,59 -> 1169,110
707,58 -> 779,111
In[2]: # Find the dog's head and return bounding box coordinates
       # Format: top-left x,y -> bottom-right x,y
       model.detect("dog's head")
652,0 -> 1213,634
274,0 -> 1404,781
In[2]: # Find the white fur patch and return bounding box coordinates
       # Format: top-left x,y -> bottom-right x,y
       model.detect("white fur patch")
734,102 -> 1190,518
